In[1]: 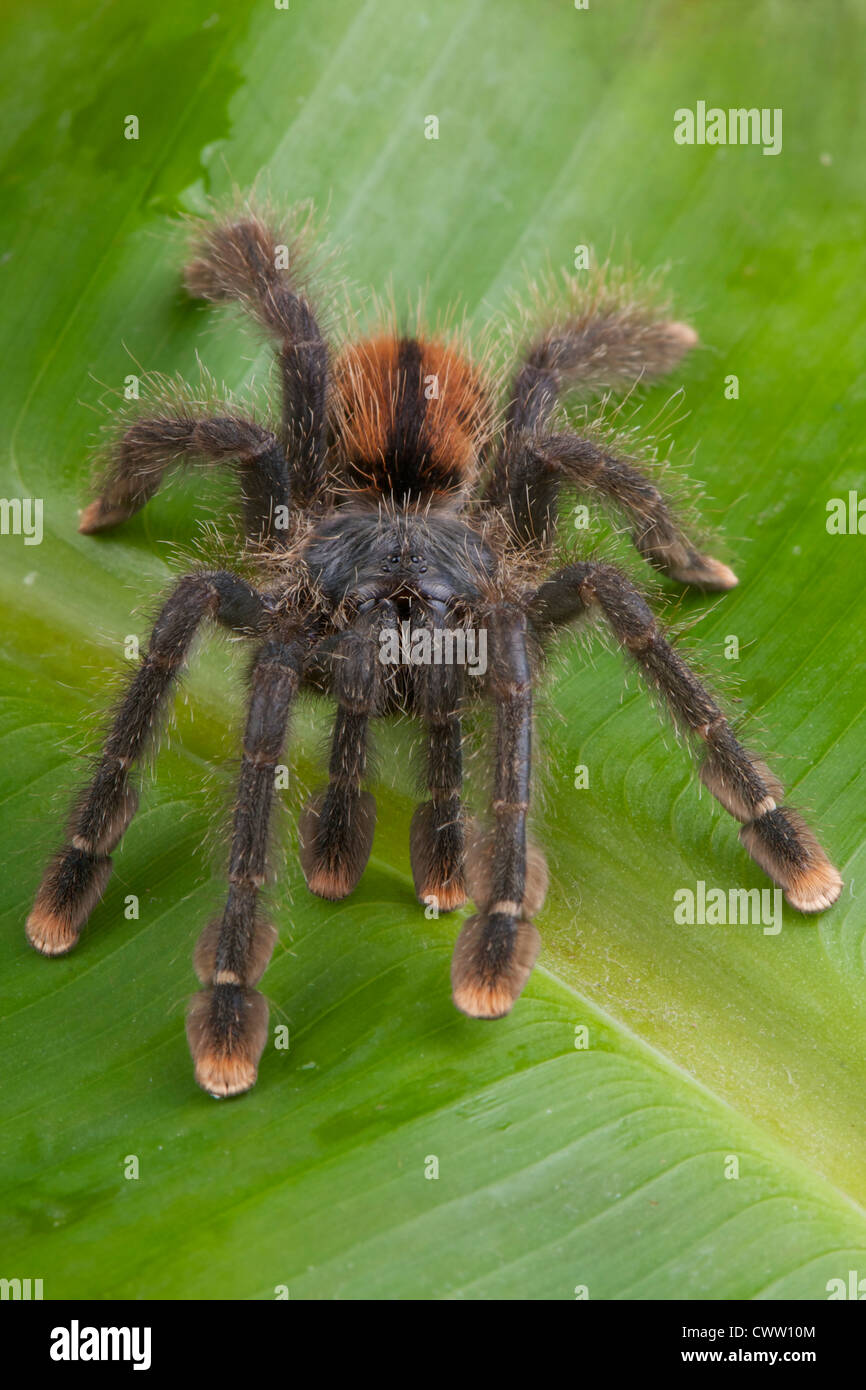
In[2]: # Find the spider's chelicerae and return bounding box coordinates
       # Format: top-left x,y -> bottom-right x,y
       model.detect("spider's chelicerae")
27,203 -> 843,1097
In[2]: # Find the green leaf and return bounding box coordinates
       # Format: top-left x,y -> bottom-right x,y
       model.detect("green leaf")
1,0 -> 864,1300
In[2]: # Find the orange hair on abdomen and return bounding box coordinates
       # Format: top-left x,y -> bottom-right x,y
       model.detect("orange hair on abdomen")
333,335 -> 491,500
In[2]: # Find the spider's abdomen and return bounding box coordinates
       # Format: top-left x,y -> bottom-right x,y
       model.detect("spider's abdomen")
333,335 -> 490,501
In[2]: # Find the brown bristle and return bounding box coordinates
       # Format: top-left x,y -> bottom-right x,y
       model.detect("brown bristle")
409,800 -> 467,911
664,320 -> 699,352
186,986 -> 269,1098
333,334 -> 490,498
25,904 -> 80,956
193,918 -> 278,985
183,216 -> 281,305
740,806 -> 843,913
451,913 -> 541,1019
700,751 -> 783,824
428,881 -> 468,912
784,859 -> 845,913
79,785 -> 140,857
193,1050 -> 259,1098
464,828 -> 549,917
26,848 -> 113,955
78,498 -> 130,534
668,554 -> 739,591
298,789 -> 376,900
789,856 -> 845,911
301,861 -> 360,901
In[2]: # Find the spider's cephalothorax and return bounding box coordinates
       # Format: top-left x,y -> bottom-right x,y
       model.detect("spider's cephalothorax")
26,205 -> 843,1097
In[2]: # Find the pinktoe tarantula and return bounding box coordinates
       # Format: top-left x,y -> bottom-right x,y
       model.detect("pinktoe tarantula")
26,203 -> 843,1097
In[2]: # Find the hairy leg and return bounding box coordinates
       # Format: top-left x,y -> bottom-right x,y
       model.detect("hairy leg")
185,210 -> 329,505
451,604 -> 547,1019
530,562 -> 842,911
410,611 -> 467,912
79,409 -> 290,544
489,274 -> 698,543
26,571 -> 272,956
529,431 -> 737,590
187,631 -> 307,1098
297,604 -> 394,899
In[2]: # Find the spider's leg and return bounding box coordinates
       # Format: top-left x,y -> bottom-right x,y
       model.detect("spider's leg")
487,279 -> 697,545
409,607 -> 467,912
79,409 -> 290,545
297,604 -> 393,899
530,562 -> 843,912
187,630 -> 308,1098
528,431 -> 737,591
185,212 -> 329,506
451,604 -> 547,1019
26,572 -> 271,957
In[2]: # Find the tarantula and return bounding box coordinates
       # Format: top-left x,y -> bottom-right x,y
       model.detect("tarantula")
26,203 -> 843,1097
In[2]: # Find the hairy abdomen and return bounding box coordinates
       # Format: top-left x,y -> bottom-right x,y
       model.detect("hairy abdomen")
333,335 -> 490,501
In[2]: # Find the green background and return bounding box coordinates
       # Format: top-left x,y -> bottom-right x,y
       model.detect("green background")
1,0 -> 864,1299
